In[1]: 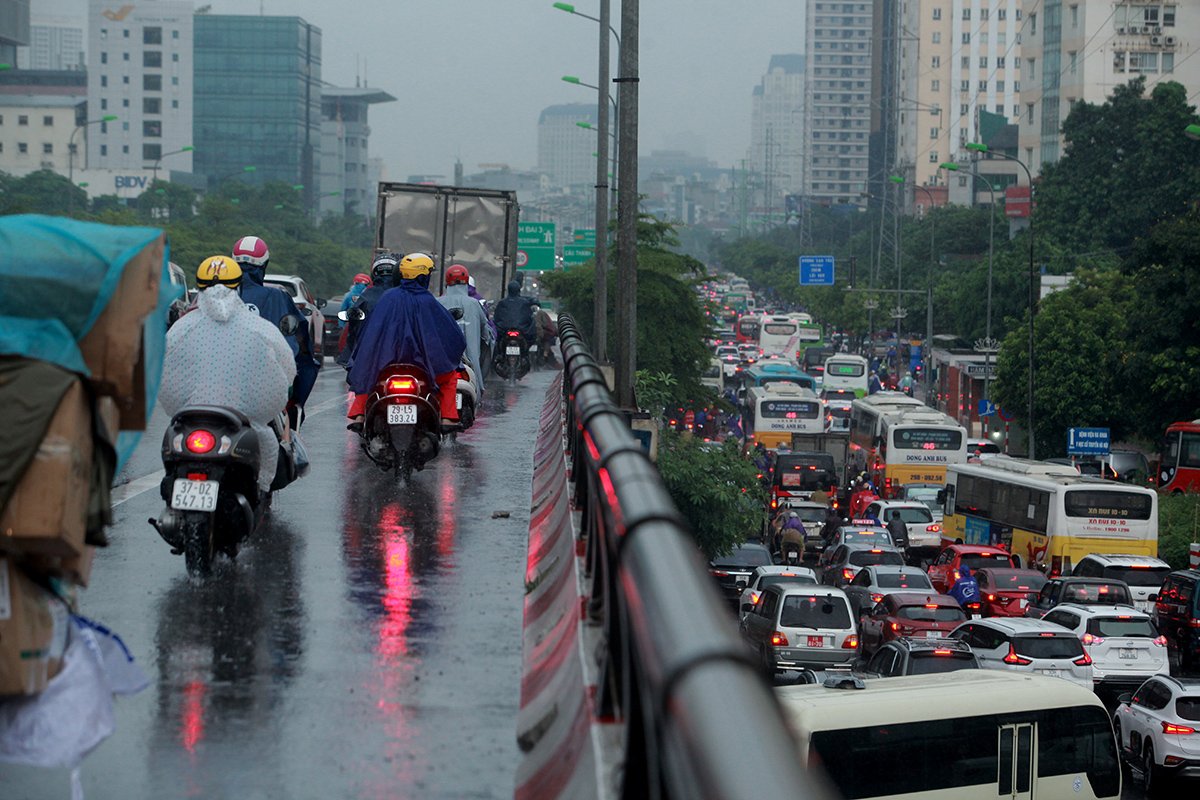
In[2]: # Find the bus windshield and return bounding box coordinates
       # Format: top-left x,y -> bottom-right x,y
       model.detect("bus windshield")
826,361 -> 866,378
1063,490 -> 1153,520
762,323 -> 796,336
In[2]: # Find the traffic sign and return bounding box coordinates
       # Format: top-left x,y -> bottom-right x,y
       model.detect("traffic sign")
799,255 -> 835,286
517,221 -> 556,271
573,228 -> 596,247
1068,427 -> 1111,456
562,245 -> 594,266
978,399 -> 997,417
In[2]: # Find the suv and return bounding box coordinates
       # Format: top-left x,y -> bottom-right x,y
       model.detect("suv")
1155,570 -> 1200,672
949,618 -> 1093,688
858,592 -> 967,657
1042,603 -> 1169,691
740,585 -> 858,673
859,637 -> 979,678
1074,554 -> 1171,613
1113,675 -> 1200,794
842,565 -> 934,617
737,566 -> 818,621
865,500 -> 941,558
264,273 -> 327,359
819,543 -> 905,587
1026,577 -> 1134,619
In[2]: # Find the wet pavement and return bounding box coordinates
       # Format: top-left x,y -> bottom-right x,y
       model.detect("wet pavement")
1,365 -> 555,799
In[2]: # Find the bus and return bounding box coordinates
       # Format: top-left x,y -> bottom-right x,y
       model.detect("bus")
743,383 -> 823,450
1157,419 -> 1200,493
849,394 -> 966,495
735,313 -> 762,344
942,456 -> 1159,576
777,671 -> 1121,800
723,291 -> 749,314
795,319 -> 825,364
757,313 -> 815,359
737,361 -> 817,394
823,354 -> 869,398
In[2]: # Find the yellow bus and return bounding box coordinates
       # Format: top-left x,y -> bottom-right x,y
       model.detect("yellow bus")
743,383 -> 824,451
941,457 -> 1159,577
848,394 -> 966,497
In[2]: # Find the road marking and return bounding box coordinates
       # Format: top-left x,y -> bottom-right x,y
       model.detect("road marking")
112,392 -> 349,507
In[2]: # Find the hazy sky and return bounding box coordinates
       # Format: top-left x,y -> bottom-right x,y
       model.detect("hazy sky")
46,0 -> 806,179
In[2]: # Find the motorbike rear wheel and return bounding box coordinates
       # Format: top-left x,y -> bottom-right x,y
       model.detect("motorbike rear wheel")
183,513 -> 216,577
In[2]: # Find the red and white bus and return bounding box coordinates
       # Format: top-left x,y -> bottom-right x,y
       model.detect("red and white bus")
1157,420 -> 1200,493
736,314 -> 762,344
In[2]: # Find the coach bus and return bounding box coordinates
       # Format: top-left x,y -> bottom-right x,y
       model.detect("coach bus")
1157,419 -> 1200,493
942,456 -> 1159,576
848,395 -> 965,495
822,354 -> 869,398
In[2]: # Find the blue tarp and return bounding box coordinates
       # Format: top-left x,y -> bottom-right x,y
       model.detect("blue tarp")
0,215 -> 181,468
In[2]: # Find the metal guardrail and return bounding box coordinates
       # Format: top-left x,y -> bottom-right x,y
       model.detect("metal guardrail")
557,314 -> 832,800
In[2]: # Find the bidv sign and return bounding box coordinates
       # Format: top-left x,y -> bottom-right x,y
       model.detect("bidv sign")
115,175 -> 150,190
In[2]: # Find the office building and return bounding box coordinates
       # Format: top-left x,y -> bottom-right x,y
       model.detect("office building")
536,103 -> 597,191
194,14 -> 321,207
85,0 -> 193,174
319,85 -> 395,217
0,69 -> 86,177
18,15 -> 84,71
1019,0 -> 1200,175
805,0 -> 874,204
747,54 -> 805,204
0,0 -> 30,66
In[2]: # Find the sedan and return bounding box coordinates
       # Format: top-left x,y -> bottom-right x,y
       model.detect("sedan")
858,592 -> 967,657
976,568 -> 1048,617
709,542 -> 774,604
843,565 -> 934,617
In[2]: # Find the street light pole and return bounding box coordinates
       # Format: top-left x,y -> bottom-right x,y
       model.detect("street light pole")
614,0 -> 638,408
151,145 -> 194,185
593,0 -> 611,364
68,114 -> 118,184
890,175 -> 937,405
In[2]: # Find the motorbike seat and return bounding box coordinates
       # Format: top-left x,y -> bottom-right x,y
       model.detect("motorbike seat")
173,405 -> 252,428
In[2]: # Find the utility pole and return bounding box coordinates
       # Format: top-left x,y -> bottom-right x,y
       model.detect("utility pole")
614,0 -> 639,408
592,0 -> 611,363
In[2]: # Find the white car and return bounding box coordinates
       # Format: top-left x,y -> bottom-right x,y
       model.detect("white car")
736,565 -> 818,622
948,617 -> 1094,689
740,585 -> 858,672
894,483 -> 944,524
1073,553 -> 1172,613
1112,675 -> 1200,794
842,565 -> 934,616
865,500 -> 941,555
1042,603 -> 1169,690
264,273 -> 326,358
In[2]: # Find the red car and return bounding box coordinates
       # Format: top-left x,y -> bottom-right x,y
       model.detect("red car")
858,592 -> 967,657
974,568 -> 1048,617
927,544 -> 1017,594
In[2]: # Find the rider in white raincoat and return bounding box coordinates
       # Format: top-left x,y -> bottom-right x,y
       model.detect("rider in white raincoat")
158,257 -> 295,493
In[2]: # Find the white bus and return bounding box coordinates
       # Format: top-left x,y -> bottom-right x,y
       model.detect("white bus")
757,313 -> 820,360
743,383 -> 823,451
777,671 -> 1121,800
942,456 -> 1159,576
848,393 -> 966,493
823,354 -> 869,398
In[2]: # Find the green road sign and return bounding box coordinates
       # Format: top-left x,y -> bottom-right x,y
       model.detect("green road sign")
562,245 -> 594,266
573,228 -> 596,247
517,221 -> 556,271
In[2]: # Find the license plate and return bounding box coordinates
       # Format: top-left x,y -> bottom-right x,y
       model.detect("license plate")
387,404 -> 418,425
1036,668 -> 1061,678
505,346 -> 521,356
170,478 -> 219,512
1017,599 -> 1028,610
807,636 -> 824,648
1119,648 -> 1137,660
924,631 -> 943,638
456,392 -> 463,409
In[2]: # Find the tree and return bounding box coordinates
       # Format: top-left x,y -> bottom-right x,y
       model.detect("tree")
0,170 -> 88,216
656,433 -> 766,559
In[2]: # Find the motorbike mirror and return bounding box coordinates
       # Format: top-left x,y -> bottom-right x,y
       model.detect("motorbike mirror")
279,315 -> 300,337
316,297 -> 328,309
450,307 -> 465,321
337,310 -> 350,322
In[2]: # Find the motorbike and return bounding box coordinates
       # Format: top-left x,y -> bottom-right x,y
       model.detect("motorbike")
456,360 -> 479,431
355,362 -> 443,481
492,328 -> 531,381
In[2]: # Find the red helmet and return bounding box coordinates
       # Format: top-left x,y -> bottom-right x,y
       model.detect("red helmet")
445,264 -> 470,286
231,235 -> 270,267
352,272 -> 372,286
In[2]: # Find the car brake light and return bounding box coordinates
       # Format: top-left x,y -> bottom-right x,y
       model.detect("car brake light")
952,569 -> 960,582
871,593 -> 884,603
1153,635 -> 1167,646
771,631 -> 789,647
1039,632 -> 1056,637
1190,619 -> 1200,629
388,378 -> 416,392
770,499 -> 778,510
987,594 -> 996,602
186,430 -> 216,454
842,635 -> 858,649
1162,722 -> 1196,735
711,570 -> 730,577
927,524 -> 941,532
1082,633 -> 1105,646
933,649 -> 953,655
842,568 -> 855,581
1074,652 -> 1093,666
869,549 -> 882,554
749,591 -> 760,605
1003,644 -> 1033,665
890,622 -> 899,631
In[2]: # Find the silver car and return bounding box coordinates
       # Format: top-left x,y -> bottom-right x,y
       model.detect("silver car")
949,617 -> 1093,689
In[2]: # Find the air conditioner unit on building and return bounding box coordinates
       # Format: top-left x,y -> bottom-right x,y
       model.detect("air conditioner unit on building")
1117,26 -> 1127,35
1151,35 -> 1163,46
1141,26 -> 1153,34
1154,26 -> 1163,34
1165,36 -> 1177,46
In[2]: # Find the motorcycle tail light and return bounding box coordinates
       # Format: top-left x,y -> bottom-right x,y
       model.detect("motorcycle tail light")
507,331 -> 521,338
186,430 -> 216,454
388,378 -> 416,392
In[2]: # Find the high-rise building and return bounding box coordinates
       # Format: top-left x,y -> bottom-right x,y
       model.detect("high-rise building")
319,86 -> 395,217
18,15 -> 85,71
85,0 -> 193,174
747,54 -> 805,202
536,103 -> 598,191
0,0 -> 31,66
193,15 -> 322,208
895,0 -> 1024,204
1019,0 -> 1200,175
0,69 -> 86,177
805,0 -> 874,204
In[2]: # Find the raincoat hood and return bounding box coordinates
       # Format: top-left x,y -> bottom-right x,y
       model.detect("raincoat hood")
959,565 -> 972,578
443,284 -> 470,300
197,285 -> 246,323
507,279 -> 522,298
243,264 -> 266,285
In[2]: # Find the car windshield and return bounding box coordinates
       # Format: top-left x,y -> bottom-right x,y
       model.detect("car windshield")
1102,566 -> 1170,588
887,507 -> 933,524
961,553 -> 1014,571
844,530 -> 893,546
908,652 -> 977,675
1176,698 -> 1200,722
848,550 -> 904,567
875,572 -> 932,590
794,508 -> 827,523
895,605 -> 966,623
712,547 -> 772,568
779,596 -> 852,629
1086,617 -> 1157,639
760,575 -> 817,591
1062,583 -> 1132,605
265,280 -> 299,297
983,570 -> 1048,591
1014,635 -> 1084,659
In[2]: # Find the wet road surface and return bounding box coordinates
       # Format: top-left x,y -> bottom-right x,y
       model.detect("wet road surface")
2,366 -> 555,799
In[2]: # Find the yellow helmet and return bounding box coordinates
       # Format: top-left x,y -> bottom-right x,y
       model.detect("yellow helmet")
398,252 -> 435,280
196,255 -> 244,289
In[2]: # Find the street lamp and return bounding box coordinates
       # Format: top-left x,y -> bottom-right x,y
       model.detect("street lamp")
889,175 -> 937,405
965,141 -> 1037,458
150,145 -> 194,185
1185,123 -> 1200,141
552,2 -> 621,46
69,114 -> 118,183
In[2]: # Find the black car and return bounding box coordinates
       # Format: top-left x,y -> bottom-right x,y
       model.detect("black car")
1155,569 -> 1200,672
858,637 -> 980,677
1025,576 -> 1134,618
709,542 -> 773,604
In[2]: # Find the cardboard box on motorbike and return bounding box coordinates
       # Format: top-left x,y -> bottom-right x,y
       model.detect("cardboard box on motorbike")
0,557 -> 68,696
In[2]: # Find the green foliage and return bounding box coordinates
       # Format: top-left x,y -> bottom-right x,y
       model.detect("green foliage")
1158,494 -> 1200,570
634,370 -> 678,417
655,432 -> 766,560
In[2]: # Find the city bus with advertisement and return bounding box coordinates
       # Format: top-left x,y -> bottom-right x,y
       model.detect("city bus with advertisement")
940,456 -> 1159,577
743,383 -> 824,451
848,397 -> 966,497
1156,419 -> 1200,493
822,354 -> 869,398
736,362 -> 817,411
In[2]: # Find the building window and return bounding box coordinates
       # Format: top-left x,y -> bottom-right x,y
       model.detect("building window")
1163,52 -> 1175,73
18,142 -> 28,153
980,33 -> 988,44
962,32 -> 971,44
43,143 -> 53,154
100,28 -> 107,39
172,53 -> 179,62
143,143 -> 162,161
1031,13 -> 1037,35
122,76 -> 129,85
144,98 -> 161,114
123,52 -> 129,61
981,8 -> 989,20
980,57 -> 988,69
932,7 -> 941,20
962,8 -> 971,19
172,30 -> 179,39
960,81 -> 970,93
100,75 -> 107,87
122,121 -> 129,131
172,100 -> 179,109
1014,81 -> 1021,91
143,120 -> 161,138
998,56 -> 1006,68
932,55 -> 941,68
1027,103 -> 1035,124
122,99 -> 129,107
1027,58 -> 1036,79
1164,6 -> 1176,26
932,31 -> 941,44
998,8 -> 1007,20
997,80 -> 1005,92
122,145 -> 129,154
18,115 -> 28,126
123,29 -> 129,38
171,77 -> 179,86
144,51 -> 162,68
100,145 -> 107,156
100,52 -> 107,64
100,121 -> 108,134
931,79 -> 941,91
961,55 -> 970,68
144,26 -> 162,45
958,175 -> 968,187
930,127 -> 939,140
42,116 -> 53,126
998,32 -> 1007,45
978,80 -> 988,91
1070,4 -> 1079,27
1069,51 -> 1078,74
144,74 -> 162,91
929,151 -> 939,163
